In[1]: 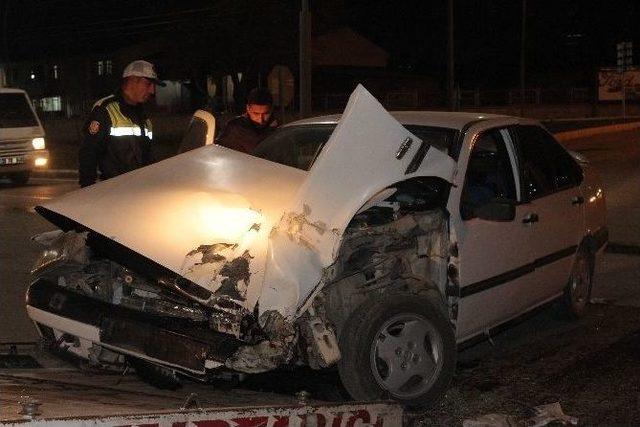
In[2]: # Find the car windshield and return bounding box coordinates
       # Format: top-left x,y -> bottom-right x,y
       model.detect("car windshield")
0,93 -> 39,128
253,123 -> 457,171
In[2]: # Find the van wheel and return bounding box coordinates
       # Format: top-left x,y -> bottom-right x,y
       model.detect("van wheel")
9,171 -> 30,185
338,294 -> 456,407
561,249 -> 593,319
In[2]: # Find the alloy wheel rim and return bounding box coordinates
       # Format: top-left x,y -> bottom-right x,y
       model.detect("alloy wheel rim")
571,255 -> 590,309
370,313 -> 444,399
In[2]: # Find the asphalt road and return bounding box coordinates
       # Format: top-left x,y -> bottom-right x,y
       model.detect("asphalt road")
0,178 -> 77,343
0,130 -> 639,424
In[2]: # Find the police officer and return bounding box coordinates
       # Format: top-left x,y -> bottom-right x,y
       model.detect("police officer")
216,87 -> 278,154
78,60 -> 165,187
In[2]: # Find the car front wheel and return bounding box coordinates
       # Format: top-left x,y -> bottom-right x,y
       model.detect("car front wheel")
562,248 -> 593,318
338,293 -> 456,407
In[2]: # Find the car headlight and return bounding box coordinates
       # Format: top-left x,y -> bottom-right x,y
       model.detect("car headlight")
32,137 -> 46,150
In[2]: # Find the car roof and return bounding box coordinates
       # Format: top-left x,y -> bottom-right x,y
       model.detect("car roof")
285,111 -> 514,131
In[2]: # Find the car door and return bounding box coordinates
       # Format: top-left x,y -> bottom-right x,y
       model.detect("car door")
453,126 -> 539,340
510,125 -> 585,303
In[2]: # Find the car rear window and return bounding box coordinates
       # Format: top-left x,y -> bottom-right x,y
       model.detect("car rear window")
0,93 -> 39,128
252,124 -> 455,171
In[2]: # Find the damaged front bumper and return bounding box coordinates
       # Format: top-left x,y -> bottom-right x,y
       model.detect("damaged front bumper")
27,278 -> 244,375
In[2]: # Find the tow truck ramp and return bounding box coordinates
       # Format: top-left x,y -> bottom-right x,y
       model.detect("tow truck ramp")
0,370 -> 403,426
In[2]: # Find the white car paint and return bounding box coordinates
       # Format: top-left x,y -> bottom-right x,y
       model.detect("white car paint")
260,85 -> 456,317
37,85 -> 456,319
29,85 -> 608,400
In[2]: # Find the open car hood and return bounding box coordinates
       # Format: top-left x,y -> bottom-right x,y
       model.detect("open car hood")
37,85 -> 456,316
37,146 -> 307,298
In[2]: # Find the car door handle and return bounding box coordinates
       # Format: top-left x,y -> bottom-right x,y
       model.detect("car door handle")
522,213 -> 539,224
572,196 -> 585,205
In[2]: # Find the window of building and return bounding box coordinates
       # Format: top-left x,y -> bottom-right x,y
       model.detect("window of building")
97,60 -> 112,76
39,96 -> 63,112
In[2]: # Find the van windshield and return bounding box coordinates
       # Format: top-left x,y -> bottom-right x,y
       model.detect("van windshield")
0,93 -> 39,128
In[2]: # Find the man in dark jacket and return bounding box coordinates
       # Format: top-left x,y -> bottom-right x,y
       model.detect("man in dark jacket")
78,60 -> 165,187
216,87 -> 278,153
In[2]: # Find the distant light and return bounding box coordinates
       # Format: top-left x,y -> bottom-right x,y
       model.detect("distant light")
34,157 -> 47,167
30,71 -> 35,80
32,137 -> 45,149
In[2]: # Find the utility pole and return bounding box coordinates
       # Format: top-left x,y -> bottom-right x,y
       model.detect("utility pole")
446,0 -> 455,111
2,0 -> 10,85
520,0 -> 526,117
299,0 -> 312,117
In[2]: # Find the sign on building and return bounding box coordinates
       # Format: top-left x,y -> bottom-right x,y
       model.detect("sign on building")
598,67 -> 640,101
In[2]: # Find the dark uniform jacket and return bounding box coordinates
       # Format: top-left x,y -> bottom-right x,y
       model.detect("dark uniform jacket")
216,115 -> 276,154
78,93 -> 153,187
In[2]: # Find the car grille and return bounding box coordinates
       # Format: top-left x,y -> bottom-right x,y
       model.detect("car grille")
0,139 -> 31,157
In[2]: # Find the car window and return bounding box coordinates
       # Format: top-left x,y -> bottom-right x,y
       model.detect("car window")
513,125 -> 583,200
253,124 -> 456,171
404,125 -> 456,153
460,129 -> 517,220
252,124 -> 334,171
0,93 -> 39,128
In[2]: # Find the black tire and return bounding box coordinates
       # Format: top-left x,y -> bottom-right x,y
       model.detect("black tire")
9,171 -> 30,185
561,248 -> 593,319
338,293 -> 456,407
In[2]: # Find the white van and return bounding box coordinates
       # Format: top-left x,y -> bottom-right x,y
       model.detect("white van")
0,88 -> 49,184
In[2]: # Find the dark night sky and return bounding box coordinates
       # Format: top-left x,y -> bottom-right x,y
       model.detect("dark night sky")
3,0 -> 640,89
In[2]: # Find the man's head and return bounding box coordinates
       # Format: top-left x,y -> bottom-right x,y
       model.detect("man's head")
245,88 -> 273,127
121,60 -> 165,105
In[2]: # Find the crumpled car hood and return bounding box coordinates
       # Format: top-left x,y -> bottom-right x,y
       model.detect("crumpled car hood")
37,145 -> 307,306
37,85 -> 456,317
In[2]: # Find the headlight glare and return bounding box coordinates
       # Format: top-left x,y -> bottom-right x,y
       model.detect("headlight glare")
32,137 -> 45,150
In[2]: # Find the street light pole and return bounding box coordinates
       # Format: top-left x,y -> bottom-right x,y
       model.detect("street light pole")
520,0 -> 526,117
299,0 -> 312,117
446,0 -> 455,111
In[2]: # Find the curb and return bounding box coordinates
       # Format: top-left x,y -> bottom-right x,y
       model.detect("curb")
555,121 -> 640,142
32,169 -> 78,180
606,243 -> 640,256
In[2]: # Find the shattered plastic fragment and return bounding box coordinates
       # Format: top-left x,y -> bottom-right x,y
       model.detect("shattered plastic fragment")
31,230 -> 89,275
529,402 -> 578,426
224,310 -> 297,373
462,413 -> 519,427
463,402 -> 577,427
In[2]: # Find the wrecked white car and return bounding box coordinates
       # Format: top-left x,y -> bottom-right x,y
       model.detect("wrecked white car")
27,85 -> 607,406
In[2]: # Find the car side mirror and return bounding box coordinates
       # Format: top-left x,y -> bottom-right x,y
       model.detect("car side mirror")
474,198 -> 516,221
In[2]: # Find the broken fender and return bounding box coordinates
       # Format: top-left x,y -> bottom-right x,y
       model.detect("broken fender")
260,85 -> 456,317
36,85 -> 456,322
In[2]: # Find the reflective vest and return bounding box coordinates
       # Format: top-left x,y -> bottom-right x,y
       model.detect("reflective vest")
93,95 -> 153,140
92,95 -> 153,178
